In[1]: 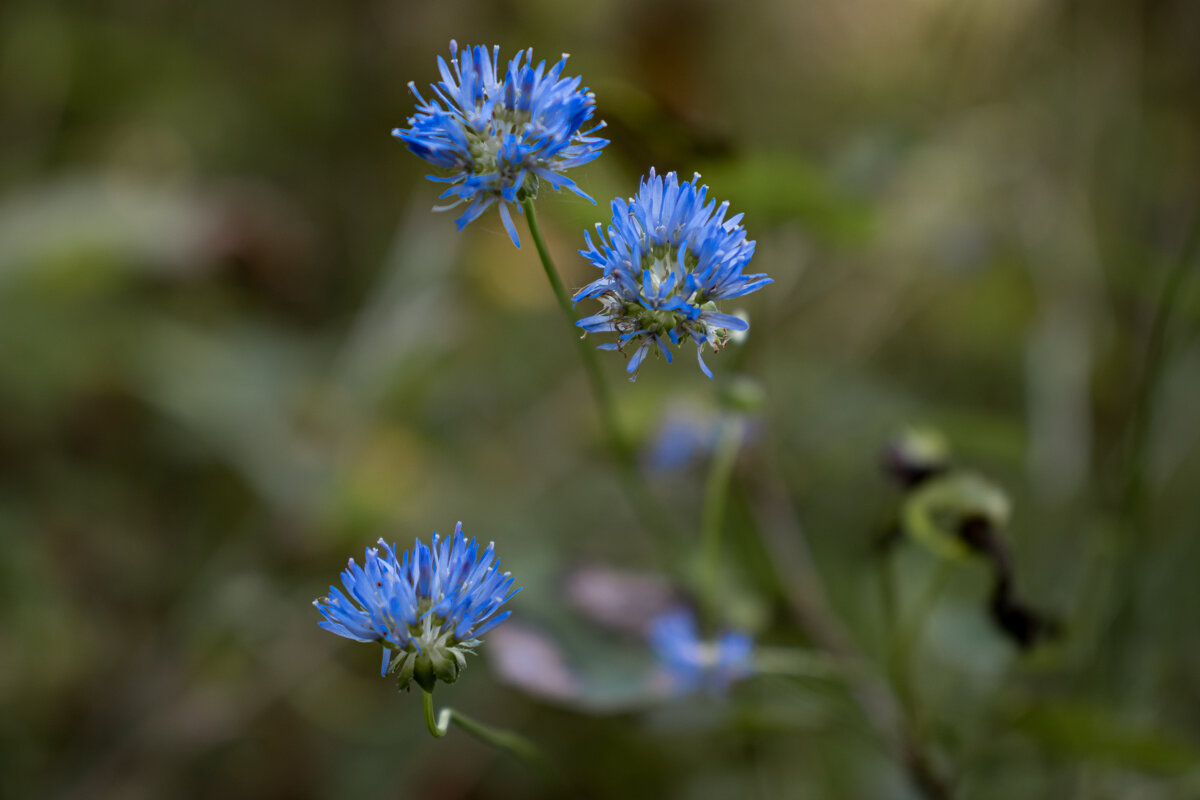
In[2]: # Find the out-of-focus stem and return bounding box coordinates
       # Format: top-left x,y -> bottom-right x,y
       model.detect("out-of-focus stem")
753,646 -> 856,680
749,475 -> 955,800
699,416 -> 744,626
1123,212 -> 1199,525
1090,211 -> 1199,686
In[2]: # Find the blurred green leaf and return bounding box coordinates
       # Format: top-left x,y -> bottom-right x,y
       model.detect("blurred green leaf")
701,153 -> 873,243
1010,701 -> 1200,776
0,176 -> 208,289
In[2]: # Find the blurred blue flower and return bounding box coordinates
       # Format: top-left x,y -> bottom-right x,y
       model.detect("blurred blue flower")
393,41 -> 609,248
573,169 -> 771,379
639,407 -> 725,473
314,522 -> 519,692
642,411 -> 715,472
649,608 -> 753,694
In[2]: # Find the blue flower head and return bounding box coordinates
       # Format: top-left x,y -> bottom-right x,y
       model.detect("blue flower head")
393,41 -> 609,248
314,522 -> 519,692
573,169 -> 772,380
649,608 -> 754,694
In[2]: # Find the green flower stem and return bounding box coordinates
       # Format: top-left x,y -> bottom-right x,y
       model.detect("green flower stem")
699,415 -> 744,626
421,690 -> 544,765
521,199 -> 679,553
522,199 -> 623,451
753,646 -> 855,680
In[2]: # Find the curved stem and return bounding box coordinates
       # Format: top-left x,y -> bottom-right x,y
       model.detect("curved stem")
421,688 -> 447,738
699,415 -> 744,626
420,690 -> 545,766
521,199 -> 680,552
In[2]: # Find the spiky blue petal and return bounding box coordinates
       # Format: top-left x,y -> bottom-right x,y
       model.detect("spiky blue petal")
573,169 -> 771,379
393,41 -> 609,248
314,522 -> 518,689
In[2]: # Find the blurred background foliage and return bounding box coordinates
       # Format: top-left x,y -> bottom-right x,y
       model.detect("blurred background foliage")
3,0 -> 1200,797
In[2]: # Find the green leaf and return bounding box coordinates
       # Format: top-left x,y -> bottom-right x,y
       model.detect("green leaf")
1010,700 -> 1200,776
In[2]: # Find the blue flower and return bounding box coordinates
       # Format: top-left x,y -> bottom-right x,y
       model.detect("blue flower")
393,41 -> 609,248
573,169 -> 771,379
642,409 -> 717,472
314,522 -> 519,692
648,608 -> 754,694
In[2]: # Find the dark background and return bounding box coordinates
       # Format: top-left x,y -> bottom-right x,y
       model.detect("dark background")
3,1 -> 1200,797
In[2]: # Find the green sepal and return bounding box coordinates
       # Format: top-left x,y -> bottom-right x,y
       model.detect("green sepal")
516,174 -> 540,203
413,652 -> 438,693
433,653 -> 461,685
393,651 -> 417,693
